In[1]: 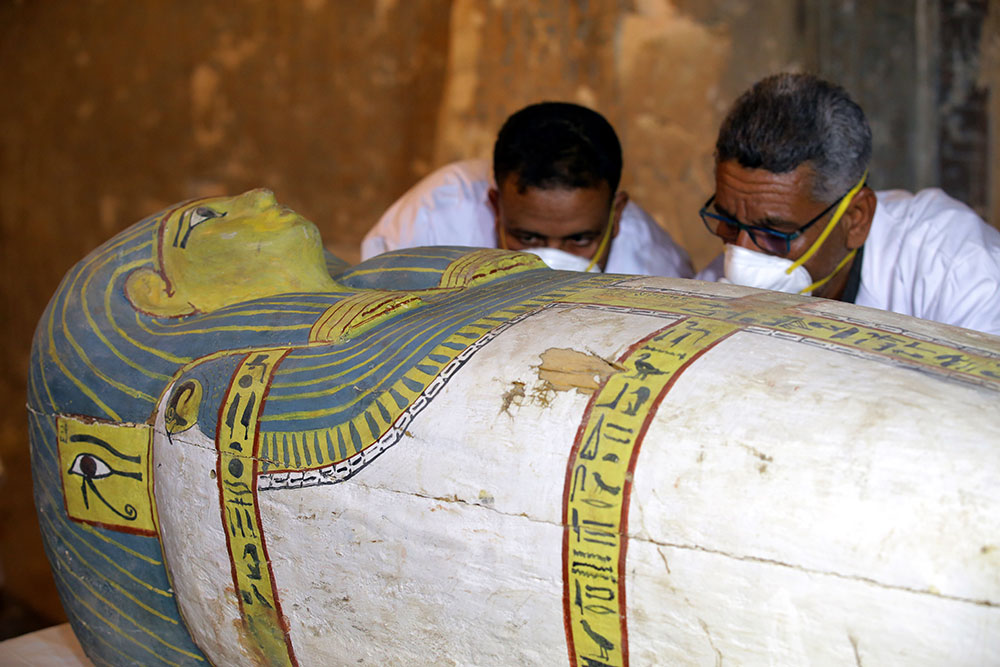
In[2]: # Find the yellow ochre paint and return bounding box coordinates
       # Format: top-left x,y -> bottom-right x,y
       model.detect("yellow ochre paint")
564,317 -> 738,667
217,348 -> 297,666
58,416 -> 156,535
125,190 -> 341,317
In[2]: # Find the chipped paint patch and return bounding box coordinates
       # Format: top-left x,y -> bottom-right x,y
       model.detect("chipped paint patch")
537,347 -> 621,394
500,380 -> 525,415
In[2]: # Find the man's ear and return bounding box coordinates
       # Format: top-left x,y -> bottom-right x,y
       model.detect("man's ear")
488,187 -> 504,247
611,191 -> 629,238
124,267 -> 196,318
843,186 -> 876,249
487,187 -> 500,216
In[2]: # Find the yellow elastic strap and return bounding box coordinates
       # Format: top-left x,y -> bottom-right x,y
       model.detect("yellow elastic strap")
786,170 -> 868,275
798,247 -> 856,294
583,209 -> 615,272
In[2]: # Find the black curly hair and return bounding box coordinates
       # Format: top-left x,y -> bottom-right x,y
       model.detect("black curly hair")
493,101 -> 622,199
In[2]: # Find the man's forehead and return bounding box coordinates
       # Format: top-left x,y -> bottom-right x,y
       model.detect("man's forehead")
498,172 -> 611,196
497,184 -> 609,231
715,161 -> 818,221
716,161 -> 813,195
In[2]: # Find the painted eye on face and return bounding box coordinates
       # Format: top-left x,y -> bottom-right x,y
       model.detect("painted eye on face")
189,206 -> 225,229
68,453 -> 113,480
174,206 -> 227,249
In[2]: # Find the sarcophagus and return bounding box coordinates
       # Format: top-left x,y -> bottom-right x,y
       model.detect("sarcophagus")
29,190 -> 1000,665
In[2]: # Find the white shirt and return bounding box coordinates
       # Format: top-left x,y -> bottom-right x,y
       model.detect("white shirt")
695,188 -> 1000,336
362,159 -> 694,278
856,188 -> 1000,335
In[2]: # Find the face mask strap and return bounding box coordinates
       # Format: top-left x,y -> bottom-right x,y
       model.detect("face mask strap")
798,248 -> 856,294
785,169 -> 868,275
583,208 -> 615,273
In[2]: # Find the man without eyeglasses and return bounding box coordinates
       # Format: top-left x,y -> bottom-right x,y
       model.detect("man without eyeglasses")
697,72 -> 1000,336
362,101 -> 693,277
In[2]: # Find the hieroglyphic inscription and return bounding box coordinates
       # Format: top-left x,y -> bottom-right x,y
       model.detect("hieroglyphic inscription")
216,348 -> 297,666
564,286 -> 1000,389
746,318 -> 1000,386
564,318 -> 739,667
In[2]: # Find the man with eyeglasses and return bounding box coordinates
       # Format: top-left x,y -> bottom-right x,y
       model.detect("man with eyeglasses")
362,101 -> 693,277
697,73 -> 1000,336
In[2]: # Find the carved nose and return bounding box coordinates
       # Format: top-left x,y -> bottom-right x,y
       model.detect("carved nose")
238,188 -> 277,210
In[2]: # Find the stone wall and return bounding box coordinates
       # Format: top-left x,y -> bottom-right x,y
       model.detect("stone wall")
0,0 -> 995,633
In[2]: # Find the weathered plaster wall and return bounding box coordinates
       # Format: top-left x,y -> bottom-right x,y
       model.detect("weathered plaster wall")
980,1 -> 999,224
0,0 -> 455,629
0,0 -> 995,635
430,0 -> 813,270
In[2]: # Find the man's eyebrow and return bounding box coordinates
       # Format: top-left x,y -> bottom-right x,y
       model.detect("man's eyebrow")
508,227 -> 547,238
756,217 -> 801,232
713,202 -> 798,232
713,201 -> 739,221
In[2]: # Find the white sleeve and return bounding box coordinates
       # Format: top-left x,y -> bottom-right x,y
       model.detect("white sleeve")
862,189 -> 1000,336
361,192 -> 436,260
361,160 -> 495,261
934,263 -> 1000,336
607,202 -> 694,278
916,209 -> 1000,336
360,231 -> 388,260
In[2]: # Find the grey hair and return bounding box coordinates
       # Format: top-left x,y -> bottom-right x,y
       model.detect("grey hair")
715,73 -> 872,202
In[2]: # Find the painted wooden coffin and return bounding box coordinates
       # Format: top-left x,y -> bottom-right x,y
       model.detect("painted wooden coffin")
29,190 -> 1000,666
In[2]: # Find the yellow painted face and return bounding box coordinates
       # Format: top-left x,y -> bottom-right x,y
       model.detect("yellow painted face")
128,189 -> 338,316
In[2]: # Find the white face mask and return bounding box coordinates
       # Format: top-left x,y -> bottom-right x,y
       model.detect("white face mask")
720,243 -> 813,295
524,247 -> 601,273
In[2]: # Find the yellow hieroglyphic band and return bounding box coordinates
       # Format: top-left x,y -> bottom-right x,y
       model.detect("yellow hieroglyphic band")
563,287 -> 1000,387
57,416 -> 155,535
217,348 -> 297,667
565,318 -> 739,667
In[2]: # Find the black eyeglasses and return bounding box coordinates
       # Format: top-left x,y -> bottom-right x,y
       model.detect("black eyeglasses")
699,192 -> 846,256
